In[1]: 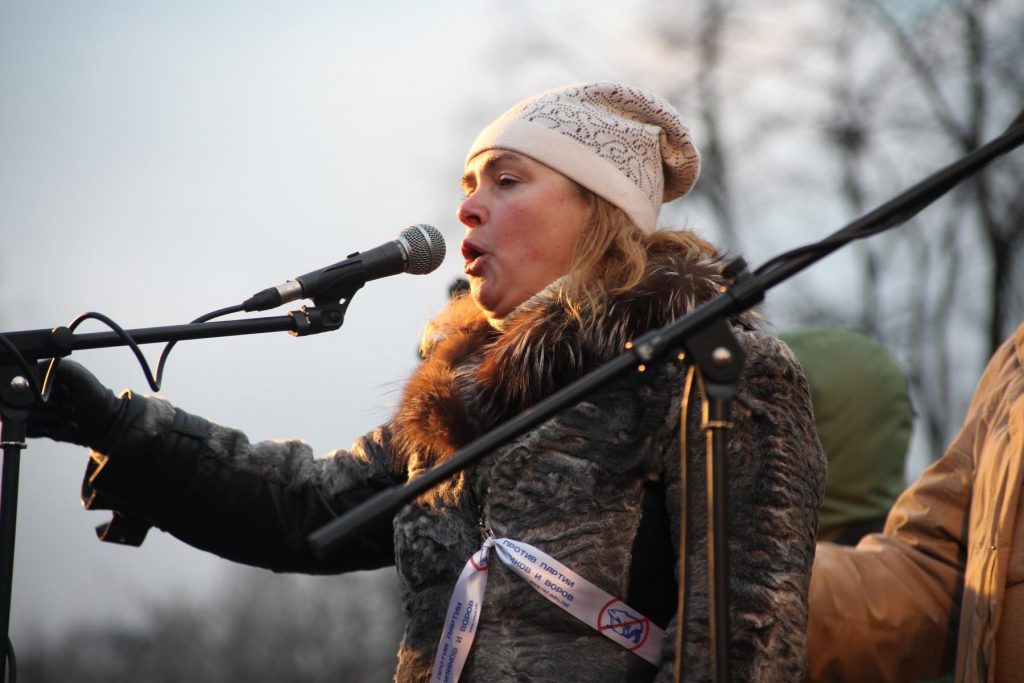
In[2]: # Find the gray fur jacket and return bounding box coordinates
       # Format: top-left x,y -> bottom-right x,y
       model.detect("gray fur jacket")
83,240 -> 825,681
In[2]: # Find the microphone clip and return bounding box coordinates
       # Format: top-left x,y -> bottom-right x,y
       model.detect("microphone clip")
288,299 -> 354,337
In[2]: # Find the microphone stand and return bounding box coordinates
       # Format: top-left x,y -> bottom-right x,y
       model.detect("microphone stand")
0,291 -> 359,682
310,113 -> 1024,681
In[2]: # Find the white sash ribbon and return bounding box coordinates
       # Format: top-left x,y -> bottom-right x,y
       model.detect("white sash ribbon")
431,535 -> 664,682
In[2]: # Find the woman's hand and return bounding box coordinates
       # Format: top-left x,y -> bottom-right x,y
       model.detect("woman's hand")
27,360 -> 127,450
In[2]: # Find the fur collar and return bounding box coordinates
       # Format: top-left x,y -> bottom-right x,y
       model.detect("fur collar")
392,239 -> 740,468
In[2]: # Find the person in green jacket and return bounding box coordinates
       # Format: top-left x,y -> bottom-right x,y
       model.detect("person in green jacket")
780,327 -> 913,545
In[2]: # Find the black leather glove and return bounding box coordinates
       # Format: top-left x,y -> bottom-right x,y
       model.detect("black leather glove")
27,360 -> 132,451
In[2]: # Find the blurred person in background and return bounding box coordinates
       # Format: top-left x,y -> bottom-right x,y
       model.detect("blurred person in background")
780,326 -> 912,545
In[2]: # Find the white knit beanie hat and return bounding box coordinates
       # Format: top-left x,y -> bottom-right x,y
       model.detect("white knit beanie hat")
466,82 -> 701,232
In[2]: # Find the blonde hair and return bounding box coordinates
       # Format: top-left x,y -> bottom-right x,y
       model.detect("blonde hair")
560,191 -> 719,315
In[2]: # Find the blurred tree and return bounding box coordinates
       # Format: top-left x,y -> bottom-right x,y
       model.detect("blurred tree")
17,566 -> 402,682
649,0 -> 742,246
866,0 -> 1024,348
813,0 -> 1024,456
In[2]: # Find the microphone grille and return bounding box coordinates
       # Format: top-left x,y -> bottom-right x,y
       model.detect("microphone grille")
400,224 -> 446,274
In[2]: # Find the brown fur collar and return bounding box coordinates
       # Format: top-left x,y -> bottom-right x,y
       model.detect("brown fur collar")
392,239 -> 741,467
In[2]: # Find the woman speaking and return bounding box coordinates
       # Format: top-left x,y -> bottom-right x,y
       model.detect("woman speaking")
32,82 -> 824,681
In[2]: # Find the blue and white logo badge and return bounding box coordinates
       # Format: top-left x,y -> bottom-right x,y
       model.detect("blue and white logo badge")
597,599 -> 651,651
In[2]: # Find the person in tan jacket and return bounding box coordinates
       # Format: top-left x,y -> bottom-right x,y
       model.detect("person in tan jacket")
806,321 -> 1024,682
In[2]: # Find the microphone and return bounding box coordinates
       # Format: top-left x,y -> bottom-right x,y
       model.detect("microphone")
242,224 -> 445,311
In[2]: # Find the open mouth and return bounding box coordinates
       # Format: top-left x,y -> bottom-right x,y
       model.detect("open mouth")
461,241 -> 486,275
